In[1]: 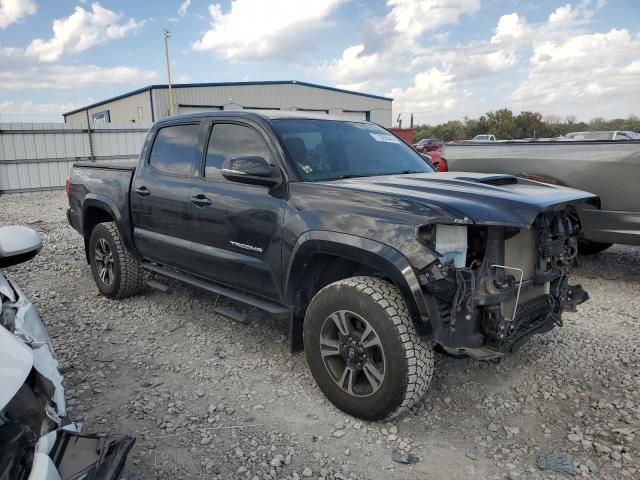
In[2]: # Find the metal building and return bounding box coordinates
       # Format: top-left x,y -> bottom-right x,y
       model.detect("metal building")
63,81 -> 393,127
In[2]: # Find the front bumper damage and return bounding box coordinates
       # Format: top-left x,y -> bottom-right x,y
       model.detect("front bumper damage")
1,274 -> 135,480
419,211 -> 589,360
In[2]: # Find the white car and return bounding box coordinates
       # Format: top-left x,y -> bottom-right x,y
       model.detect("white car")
0,226 -> 134,480
471,134 -> 496,142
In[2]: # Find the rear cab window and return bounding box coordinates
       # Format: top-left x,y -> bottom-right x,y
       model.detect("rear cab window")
149,124 -> 200,176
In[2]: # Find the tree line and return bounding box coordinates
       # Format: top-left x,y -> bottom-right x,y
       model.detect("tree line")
412,109 -> 640,142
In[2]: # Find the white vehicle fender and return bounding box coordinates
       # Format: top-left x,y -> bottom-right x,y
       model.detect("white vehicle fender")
0,325 -> 33,410
27,453 -> 62,480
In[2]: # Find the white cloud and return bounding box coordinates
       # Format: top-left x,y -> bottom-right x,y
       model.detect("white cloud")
0,64 -> 156,90
193,0 -> 343,60
0,0 -> 36,29
491,13 -> 528,44
324,0 -> 481,91
388,67 -> 457,120
0,100 -> 78,114
178,0 -> 191,16
510,28 -> 640,117
26,2 -> 145,62
324,45 -> 386,91
621,60 -> 640,74
388,0 -> 480,37
384,0 -> 639,123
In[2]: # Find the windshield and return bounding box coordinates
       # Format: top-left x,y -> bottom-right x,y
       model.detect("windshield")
272,119 -> 435,181
473,135 -> 491,140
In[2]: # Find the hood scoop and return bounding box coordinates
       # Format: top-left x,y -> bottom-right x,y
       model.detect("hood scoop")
466,175 -> 519,186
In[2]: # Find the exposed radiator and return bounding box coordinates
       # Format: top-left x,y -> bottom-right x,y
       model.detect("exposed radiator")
504,229 -> 536,280
503,228 -> 548,319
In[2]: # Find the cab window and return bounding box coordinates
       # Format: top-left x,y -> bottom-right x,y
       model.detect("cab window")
149,124 -> 199,176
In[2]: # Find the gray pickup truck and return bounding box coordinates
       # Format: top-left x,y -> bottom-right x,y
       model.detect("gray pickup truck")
442,140 -> 640,254
67,111 -> 594,420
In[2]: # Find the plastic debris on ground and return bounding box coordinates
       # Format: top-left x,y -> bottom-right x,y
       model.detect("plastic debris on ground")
391,450 -> 418,464
537,452 -> 576,476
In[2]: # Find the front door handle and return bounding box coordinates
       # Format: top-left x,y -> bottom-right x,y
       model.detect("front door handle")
191,194 -> 212,207
135,186 -> 150,197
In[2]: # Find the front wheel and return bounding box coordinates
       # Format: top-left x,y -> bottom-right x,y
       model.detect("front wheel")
304,276 -> 434,420
88,222 -> 145,299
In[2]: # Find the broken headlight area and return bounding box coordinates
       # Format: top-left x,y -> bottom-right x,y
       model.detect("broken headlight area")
418,211 -> 589,360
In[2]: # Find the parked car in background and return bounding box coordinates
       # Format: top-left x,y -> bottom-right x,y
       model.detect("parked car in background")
472,134 -> 496,142
68,110 -> 593,420
412,138 -> 442,153
442,138 -> 640,254
0,225 -> 135,480
562,130 -> 640,141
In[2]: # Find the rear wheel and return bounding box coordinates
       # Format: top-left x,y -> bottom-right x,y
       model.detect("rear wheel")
88,222 -> 145,299
578,240 -> 612,255
304,276 -> 434,420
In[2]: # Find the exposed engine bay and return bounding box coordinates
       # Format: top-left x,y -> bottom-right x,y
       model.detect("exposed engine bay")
418,210 -> 589,360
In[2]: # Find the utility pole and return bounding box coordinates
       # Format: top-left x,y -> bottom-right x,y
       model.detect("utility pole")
163,29 -> 175,116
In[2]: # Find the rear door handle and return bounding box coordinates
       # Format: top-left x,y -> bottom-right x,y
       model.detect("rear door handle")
135,186 -> 150,197
191,194 -> 212,207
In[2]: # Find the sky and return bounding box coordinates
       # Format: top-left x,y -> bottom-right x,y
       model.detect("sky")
0,0 -> 639,124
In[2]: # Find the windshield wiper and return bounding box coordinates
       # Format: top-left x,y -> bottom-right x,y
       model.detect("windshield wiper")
321,171 -> 427,181
320,174 -> 373,181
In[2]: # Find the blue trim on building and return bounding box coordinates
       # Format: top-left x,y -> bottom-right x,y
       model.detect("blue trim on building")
62,80 -> 393,117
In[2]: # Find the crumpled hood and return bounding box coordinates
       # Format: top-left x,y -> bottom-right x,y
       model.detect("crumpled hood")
321,172 -> 597,227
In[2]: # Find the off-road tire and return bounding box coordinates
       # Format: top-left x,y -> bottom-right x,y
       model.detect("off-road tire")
88,222 -> 145,299
578,240 -> 612,255
304,276 -> 434,420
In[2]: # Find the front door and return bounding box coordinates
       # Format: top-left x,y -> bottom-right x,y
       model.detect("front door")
187,121 -> 285,300
130,122 -> 201,270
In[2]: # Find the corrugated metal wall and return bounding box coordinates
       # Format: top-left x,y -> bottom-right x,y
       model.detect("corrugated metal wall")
0,123 -> 150,194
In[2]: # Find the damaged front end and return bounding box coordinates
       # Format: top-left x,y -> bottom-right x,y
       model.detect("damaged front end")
1,267 -> 134,480
418,210 -> 588,360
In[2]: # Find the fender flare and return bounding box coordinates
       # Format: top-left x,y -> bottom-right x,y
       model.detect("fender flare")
285,231 -> 430,324
81,194 -> 137,256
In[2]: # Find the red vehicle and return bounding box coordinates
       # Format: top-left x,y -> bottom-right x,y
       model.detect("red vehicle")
412,138 -> 442,153
426,149 -> 446,172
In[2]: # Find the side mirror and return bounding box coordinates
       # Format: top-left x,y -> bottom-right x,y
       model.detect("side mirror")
222,156 -> 282,187
0,226 -> 42,268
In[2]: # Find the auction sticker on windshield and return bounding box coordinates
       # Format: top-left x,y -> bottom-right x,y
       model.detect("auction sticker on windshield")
369,133 -> 400,143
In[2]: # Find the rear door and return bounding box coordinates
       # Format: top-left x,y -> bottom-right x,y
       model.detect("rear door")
187,119 -> 286,300
130,122 -> 202,269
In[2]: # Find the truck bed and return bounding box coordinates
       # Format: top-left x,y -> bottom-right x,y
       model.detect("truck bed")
67,161 -> 137,243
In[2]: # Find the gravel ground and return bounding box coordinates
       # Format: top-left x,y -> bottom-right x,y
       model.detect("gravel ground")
1,191 -> 639,480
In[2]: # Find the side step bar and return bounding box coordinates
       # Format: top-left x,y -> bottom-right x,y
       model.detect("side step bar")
143,262 -> 291,320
